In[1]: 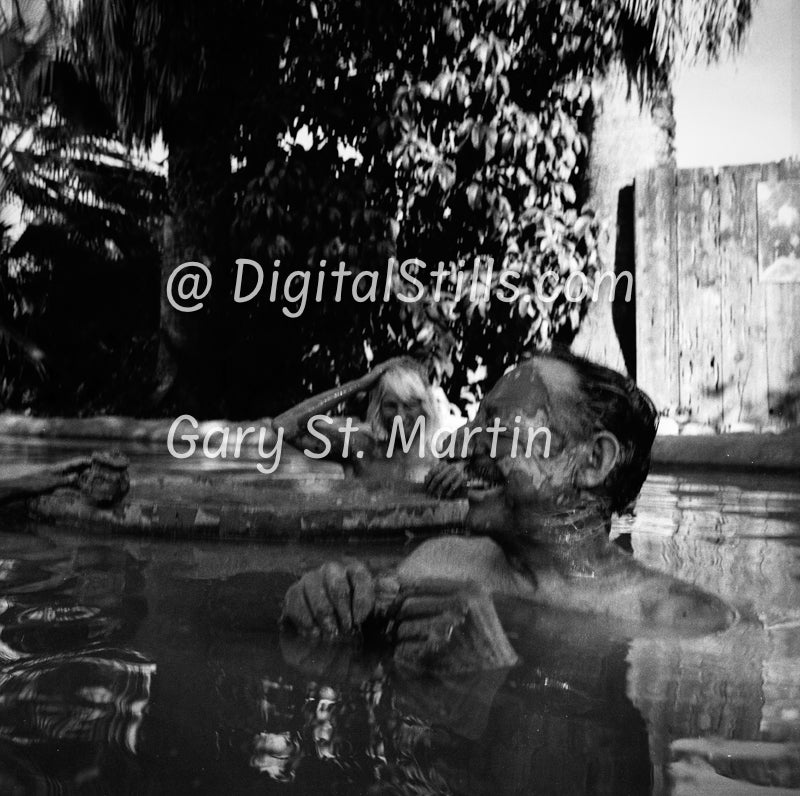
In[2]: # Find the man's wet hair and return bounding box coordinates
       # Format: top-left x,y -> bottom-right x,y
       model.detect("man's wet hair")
541,347 -> 659,514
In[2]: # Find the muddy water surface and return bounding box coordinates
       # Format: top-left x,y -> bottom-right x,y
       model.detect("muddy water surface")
0,468 -> 798,794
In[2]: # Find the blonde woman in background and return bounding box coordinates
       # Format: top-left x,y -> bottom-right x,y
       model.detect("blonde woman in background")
274,357 -> 449,482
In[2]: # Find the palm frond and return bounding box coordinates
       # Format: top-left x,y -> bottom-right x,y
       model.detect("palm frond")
0,220 -> 46,379
620,0 -> 756,70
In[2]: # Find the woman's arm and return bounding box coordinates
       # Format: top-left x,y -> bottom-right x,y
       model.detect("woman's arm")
272,357 -> 405,439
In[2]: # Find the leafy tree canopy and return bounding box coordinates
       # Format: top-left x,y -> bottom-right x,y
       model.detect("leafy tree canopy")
1,1 -> 165,411
4,0 -> 756,415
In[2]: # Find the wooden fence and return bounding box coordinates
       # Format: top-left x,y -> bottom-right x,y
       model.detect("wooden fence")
635,160 -> 800,430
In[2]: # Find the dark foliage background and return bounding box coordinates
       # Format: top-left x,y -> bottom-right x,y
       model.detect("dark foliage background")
0,0 -> 754,417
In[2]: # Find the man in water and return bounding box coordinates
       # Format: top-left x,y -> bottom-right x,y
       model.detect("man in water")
281,349 -> 734,671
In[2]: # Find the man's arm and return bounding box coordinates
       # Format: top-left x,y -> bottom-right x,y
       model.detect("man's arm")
0,458 -> 91,506
280,538 -> 521,673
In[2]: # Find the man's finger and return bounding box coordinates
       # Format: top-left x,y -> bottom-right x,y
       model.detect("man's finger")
423,466 -> 448,497
441,467 -> 465,497
346,561 -> 375,625
431,468 -> 453,497
321,561 -> 353,633
397,594 -> 466,620
437,472 -> 453,497
53,457 -> 92,474
302,569 -> 338,636
281,581 -> 319,635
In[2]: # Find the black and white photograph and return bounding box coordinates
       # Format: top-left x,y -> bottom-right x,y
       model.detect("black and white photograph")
1,0 -> 799,793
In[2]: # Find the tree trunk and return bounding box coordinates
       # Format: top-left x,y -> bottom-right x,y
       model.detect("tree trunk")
571,62 -> 675,377
153,97 -> 234,417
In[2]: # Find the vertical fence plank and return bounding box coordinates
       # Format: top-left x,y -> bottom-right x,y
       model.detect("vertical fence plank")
636,160 -> 800,430
718,166 -> 769,428
762,160 -> 800,428
635,167 -> 679,414
676,168 -> 724,427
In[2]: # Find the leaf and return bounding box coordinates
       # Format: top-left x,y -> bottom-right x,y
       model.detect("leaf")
437,163 -> 456,192
471,122 -> 483,149
466,183 -> 481,209
484,126 -> 498,161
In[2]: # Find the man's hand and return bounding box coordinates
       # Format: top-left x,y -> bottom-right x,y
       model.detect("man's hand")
390,579 -> 519,673
424,461 -> 468,499
281,560 -> 376,637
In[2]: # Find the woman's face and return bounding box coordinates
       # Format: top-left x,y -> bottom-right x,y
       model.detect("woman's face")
379,392 -> 424,437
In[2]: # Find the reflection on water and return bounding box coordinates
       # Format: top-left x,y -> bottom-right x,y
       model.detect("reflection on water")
251,610 -> 652,795
0,648 -> 154,750
0,469 -> 798,793
616,472 -> 800,794
0,532 -> 155,792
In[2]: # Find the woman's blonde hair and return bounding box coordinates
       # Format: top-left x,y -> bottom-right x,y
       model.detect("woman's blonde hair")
366,361 -> 441,443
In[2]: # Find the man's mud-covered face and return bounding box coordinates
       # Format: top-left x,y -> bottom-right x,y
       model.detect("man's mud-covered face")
465,358 -> 588,533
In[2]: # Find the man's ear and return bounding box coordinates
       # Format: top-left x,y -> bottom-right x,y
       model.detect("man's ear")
574,431 -> 620,489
